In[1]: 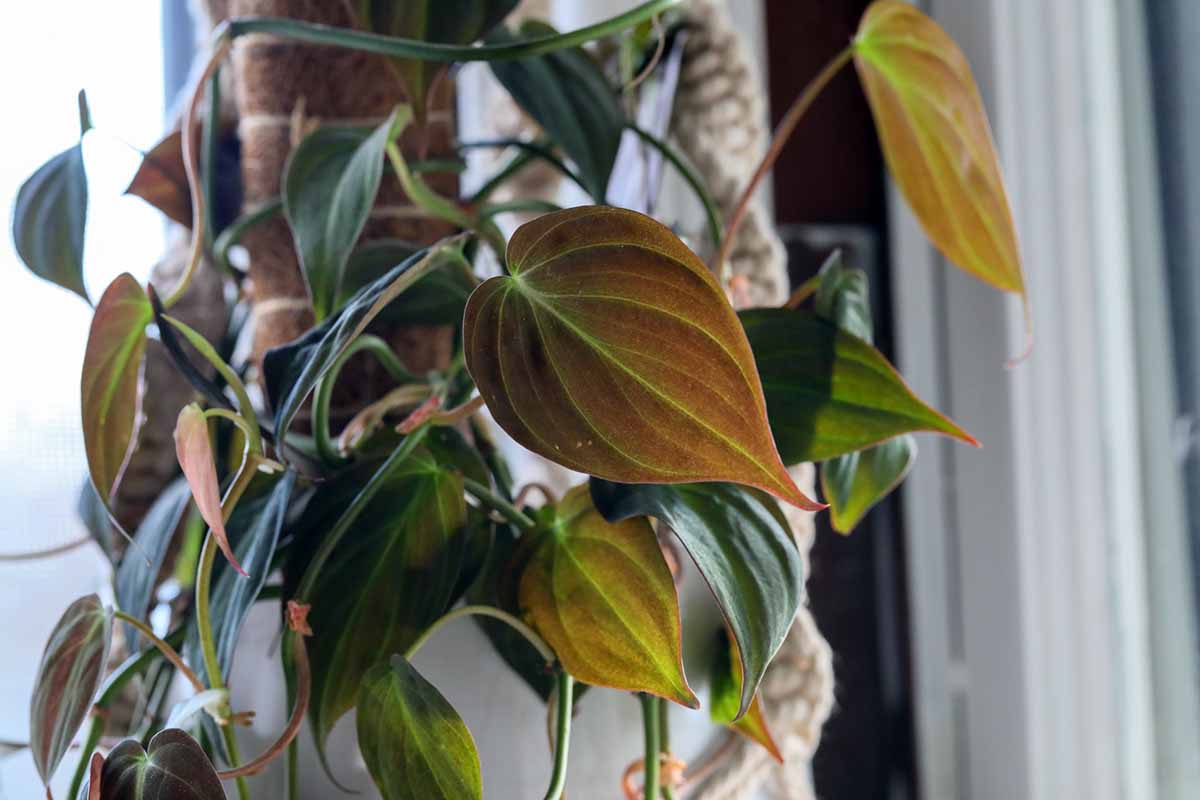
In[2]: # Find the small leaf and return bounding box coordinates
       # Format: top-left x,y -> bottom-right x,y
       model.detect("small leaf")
77,750 -> 103,800
357,655 -> 483,800
263,243 -> 452,444
124,130 -> 191,227
284,109 -> 408,319
339,239 -> 474,324
464,206 -> 821,511
81,274 -> 152,506
114,477 -> 192,648
97,729 -> 224,800
590,480 -> 801,719
489,22 -> 624,200
709,631 -> 782,762
739,308 -> 975,464
12,142 -> 89,302
823,435 -> 915,533
173,403 -> 245,576
30,595 -> 113,788
853,0 -> 1024,296
520,484 -> 698,707
812,251 -> 872,342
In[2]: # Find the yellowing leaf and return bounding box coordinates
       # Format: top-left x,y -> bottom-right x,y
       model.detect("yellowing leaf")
854,0 -> 1023,296
464,206 -> 822,511
519,484 -> 698,708
81,274 -> 152,507
174,403 -> 245,576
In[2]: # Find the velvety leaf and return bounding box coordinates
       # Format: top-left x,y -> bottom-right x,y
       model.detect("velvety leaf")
81,274 -> 152,506
489,23 -> 624,200
12,142 -> 89,302
519,484 -> 698,707
823,435 -> 915,533
812,250 -> 872,342
709,631 -> 782,762
304,445 -> 468,758
115,477 -> 192,648
30,595 -> 113,787
263,244 -> 451,444
173,403 -> 245,576
590,479 -> 800,718
284,109 -> 406,319
739,308 -> 975,464
97,729 -> 224,800
357,655 -> 483,800
359,0 -> 517,123
124,130 -> 190,227
339,240 -> 474,325
853,0 -> 1024,296
464,206 -> 820,511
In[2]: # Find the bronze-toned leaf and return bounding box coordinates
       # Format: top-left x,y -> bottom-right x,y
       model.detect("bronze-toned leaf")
853,0 -> 1024,296
463,206 -> 822,511
173,403 -> 245,576
81,274 -> 152,506
357,655 -> 483,800
519,484 -> 698,707
124,130 -> 191,227
97,729 -> 224,800
30,595 -> 113,789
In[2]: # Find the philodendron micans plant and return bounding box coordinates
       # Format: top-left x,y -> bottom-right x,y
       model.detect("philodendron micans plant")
11,1 -> 1022,798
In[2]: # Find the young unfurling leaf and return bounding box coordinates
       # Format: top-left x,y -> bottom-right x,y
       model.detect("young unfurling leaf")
463,206 -> 822,511
174,403 -> 245,576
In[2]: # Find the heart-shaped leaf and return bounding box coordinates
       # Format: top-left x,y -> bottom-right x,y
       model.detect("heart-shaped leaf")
709,630 -> 782,762
359,0 -> 517,124
590,479 -> 801,719
97,729 -> 224,800
81,274 -> 152,507
739,308 -> 975,464
173,403 -> 245,576
284,109 -> 407,319
519,484 -> 698,707
357,655 -> 483,800
124,130 -> 190,227
13,142 -> 89,302
823,435 -> 915,533
114,477 -> 192,648
30,595 -> 113,788
853,0 -> 1024,297
464,206 -> 820,511
489,23 -> 624,200
338,240 -> 474,325
301,445 -> 468,760
263,243 -> 453,444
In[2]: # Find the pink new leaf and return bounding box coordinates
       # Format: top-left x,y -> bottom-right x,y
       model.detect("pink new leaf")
174,403 -> 246,576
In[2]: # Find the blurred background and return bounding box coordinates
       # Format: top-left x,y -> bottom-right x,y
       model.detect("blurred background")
4,1 -> 1200,798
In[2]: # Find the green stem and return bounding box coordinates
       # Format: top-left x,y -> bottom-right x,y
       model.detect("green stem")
213,199 -> 282,276
543,671 -> 574,800
660,696 -> 676,800
202,68 -> 220,252
715,45 -> 853,282
627,125 -> 723,252
113,611 -> 206,694
312,334 -> 415,466
641,694 -> 661,800
463,477 -> 536,531
221,0 -> 682,62
460,139 -> 590,201
478,199 -> 564,223
405,604 -> 554,664
66,714 -> 102,799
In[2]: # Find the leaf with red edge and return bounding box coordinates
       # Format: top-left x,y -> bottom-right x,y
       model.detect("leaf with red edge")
124,129 -> 191,227
81,274 -> 152,508
30,595 -> 113,789
519,484 -> 699,708
710,630 -> 782,762
173,403 -> 245,576
853,0 -> 1024,299
463,206 -> 822,511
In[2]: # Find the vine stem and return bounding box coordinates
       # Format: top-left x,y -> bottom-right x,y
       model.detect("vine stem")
713,45 -> 853,282
627,124 -> 723,252
543,671 -> 575,800
113,611 -> 206,694
405,604 -> 554,664
463,477 -> 537,531
641,694 -> 661,800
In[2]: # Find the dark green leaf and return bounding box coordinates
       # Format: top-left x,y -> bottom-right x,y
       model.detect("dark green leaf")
464,207 -> 820,510
284,109 -> 406,319
520,484 -> 698,707
739,308 -> 975,464
12,143 -> 89,302
76,476 -> 114,562
357,655 -> 483,800
812,250 -> 872,342
339,239 -> 474,325
590,479 -> 801,719
30,595 -> 113,788
823,434 -> 915,533
489,23 -> 624,200
97,729 -> 224,800
115,477 -> 191,648
81,274 -> 152,508
304,445 -> 468,759
709,630 -> 782,762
